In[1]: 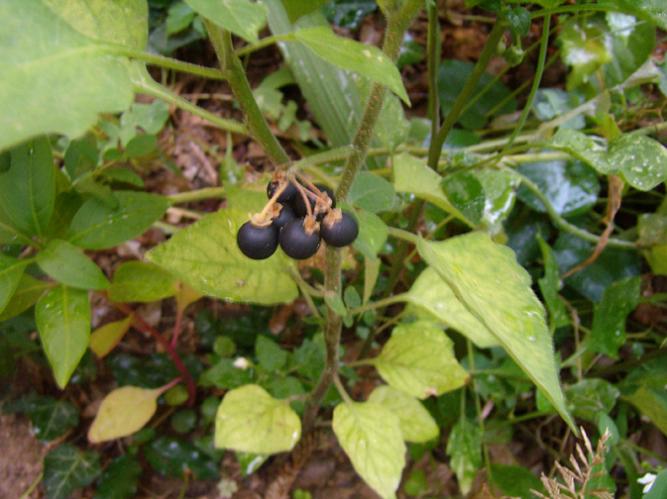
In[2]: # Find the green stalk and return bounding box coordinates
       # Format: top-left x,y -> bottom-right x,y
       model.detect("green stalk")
168,187 -> 226,204
113,46 -> 229,80
427,21 -> 505,169
204,22 -> 290,165
427,2 -> 441,137
235,33 -> 296,58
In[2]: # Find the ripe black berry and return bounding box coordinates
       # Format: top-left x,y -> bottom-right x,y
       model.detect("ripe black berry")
293,184 -> 336,217
267,180 -> 298,204
280,218 -> 321,260
321,210 -> 359,247
272,204 -> 296,230
237,222 -> 279,260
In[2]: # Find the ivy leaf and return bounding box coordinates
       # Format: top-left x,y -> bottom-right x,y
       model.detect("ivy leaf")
0,254 -> 28,315
368,386 -> 439,443
418,233 -> 575,430
88,386 -> 161,443
406,268 -> 498,348
147,208 -> 298,305
608,134 -> 667,191
36,286 -> 91,389
333,401 -> 405,499
293,26 -> 410,104
6,393 -> 79,441
371,321 -> 468,399
94,454 -> 142,499
36,239 -> 109,290
446,418 -> 482,495
0,138 -> 55,236
68,191 -> 169,250
185,0 -> 266,42
43,444 -> 101,499
214,384 -> 301,454
109,261 -> 178,303
89,317 -> 133,358
144,436 -> 220,480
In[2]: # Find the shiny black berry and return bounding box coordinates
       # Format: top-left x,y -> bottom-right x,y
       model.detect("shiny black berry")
237,222 -> 278,260
293,184 -> 336,217
279,219 -> 321,260
267,180 -> 298,204
321,211 -> 359,247
272,204 -> 296,230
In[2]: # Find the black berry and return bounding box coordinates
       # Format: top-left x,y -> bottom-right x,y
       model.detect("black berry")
293,183 -> 336,217
321,211 -> 359,247
267,180 -> 298,204
280,218 -> 321,260
237,222 -> 278,260
272,204 -> 296,230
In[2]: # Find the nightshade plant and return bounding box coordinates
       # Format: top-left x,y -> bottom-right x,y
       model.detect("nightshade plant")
1,0 -> 666,497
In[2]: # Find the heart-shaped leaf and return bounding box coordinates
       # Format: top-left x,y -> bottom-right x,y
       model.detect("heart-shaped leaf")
368,386 -> 439,443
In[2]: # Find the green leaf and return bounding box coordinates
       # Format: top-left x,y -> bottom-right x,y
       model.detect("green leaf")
333,401 -> 405,499
200,358 -> 253,390
283,0 -> 328,21
215,384 -> 301,454
353,210 -> 388,259
90,317 -> 133,358
68,191 -> 169,249
517,160 -> 600,217
36,286 -> 91,389
644,469 -> 667,499
293,26 -> 409,104
89,386 -> 160,443
473,168 -> 520,233
43,444 -> 101,499
185,0 -> 266,42
612,0 -> 667,30
608,134 -> 667,191
551,129 -> 613,174
537,238 -> 570,329
406,268 -> 498,348
532,88 -> 585,128
441,171 -> 485,225
0,0 -> 142,152
146,208 -> 298,305
490,463 -> 545,497
589,276 -> 640,357
109,261 -> 178,303
0,274 -> 52,321
36,239 -> 109,290
7,393 -> 79,441
371,321 -> 468,399
94,454 -> 142,499
0,254 -> 28,315
446,418 -> 482,495
567,378 -> 620,423
621,359 -> 667,436
255,336 -> 288,372
0,138 -> 55,235
144,436 -> 219,480
368,386 -> 439,443
348,172 -> 396,213
418,233 -> 574,430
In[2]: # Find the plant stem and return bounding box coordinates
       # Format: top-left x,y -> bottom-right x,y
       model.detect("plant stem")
387,226 -> 420,245
114,46 -> 230,80
168,187 -> 226,204
349,293 -> 408,315
205,22 -> 290,165
427,21 -> 505,169
235,33 -> 296,58
427,1 -> 440,138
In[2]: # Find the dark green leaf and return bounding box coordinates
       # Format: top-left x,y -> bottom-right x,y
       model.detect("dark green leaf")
125,134 -> 157,159
200,358 -> 253,389
537,238 -> 570,329
7,394 -> 79,441
620,359 -> 667,436
165,2 -> 195,35
283,0 -> 327,22
102,168 -> 145,188
567,379 -> 620,423
608,134 -> 667,191
348,172 -> 396,213
353,210 -> 388,259
255,336 -> 288,372
64,136 -> 98,180
94,454 -> 142,499
441,171 -> 485,225
36,239 -> 109,290
43,444 -> 101,499
171,409 -> 197,433
446,418 -> 482,495
323,0 -> 377,29
532,88 -> 585,129
490,464 -> 544,496
0,254 -> 28,315
644,469 -> 667,499
144,436 -> 219,480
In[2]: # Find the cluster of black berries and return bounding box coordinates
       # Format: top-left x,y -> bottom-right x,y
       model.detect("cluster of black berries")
237,174 -> 359,260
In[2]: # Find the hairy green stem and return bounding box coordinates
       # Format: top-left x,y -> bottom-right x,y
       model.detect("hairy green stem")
113,46 -> 230,80
205,22 -> 290,165
427,21 -> 505,169
168,187 -> 226,204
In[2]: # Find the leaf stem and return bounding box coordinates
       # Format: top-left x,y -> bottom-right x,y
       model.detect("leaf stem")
333,374 -> 354,405
387,226 -> 420,245
235,33 -> 296,58
349,293 -> 408,315
167,187 -> 226,204
427,1 -> 440,139
114,46 -> 230,80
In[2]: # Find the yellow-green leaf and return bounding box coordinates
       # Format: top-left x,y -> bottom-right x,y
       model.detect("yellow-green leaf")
89,317 -> 132,358
368,386 -> 439,443
371,321 -> 468,399
175,282 -> 203,313
88,386 -> 160,443
214,384 -> 301,454
108,261 -> 178,303
185,0 -> 266,42
0,254 -> 28,315
0,274 -> 53,321
417,232 -> 575,430
333,401 -> 405,499
36,239 -> 109,290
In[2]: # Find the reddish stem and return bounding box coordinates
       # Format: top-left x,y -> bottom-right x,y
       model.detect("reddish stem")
170,306 -> 184,349
113,302 -> 197,406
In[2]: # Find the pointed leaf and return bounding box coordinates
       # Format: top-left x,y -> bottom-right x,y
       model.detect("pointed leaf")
37,239 -> 109,290
109,261 -> 178,303
94,454 -> 142,499
147,208 -> 298,305
418,233 -> 574,430
6,393 -> 79,441
90,317 -> 133,358
0,254 -> 28,315
88,386 -> 160,443
293,26 -> 409,104
371,321 -> 468,399
43,444 -> 101,499
0,274 -> 52,321
446,418 -> 482,495
333,401 -> 405,499
215,384 -> 301,454
185,0 -> 266,42
368,386 -> 439,443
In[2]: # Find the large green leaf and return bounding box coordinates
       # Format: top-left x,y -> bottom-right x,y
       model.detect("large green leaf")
109,261 -> 178,303
0,0 -> 145,151
0,254 -> 28,315
371,321 -> 468,399
36,239 -> 109,290
36,286 -> 91,388
185,0 -> 266,42
406,268 -> 498,348
418,233 -> 574,430
214,384 -> 301,454
608,134 -> 667,191
147,208 -> 298,305
0,274 -> 52,321
0,138 -> 55,236
333,401 -> 405,499
67,191 -> 169,249
368,386 -> 439,443
43,444 -> 101,499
